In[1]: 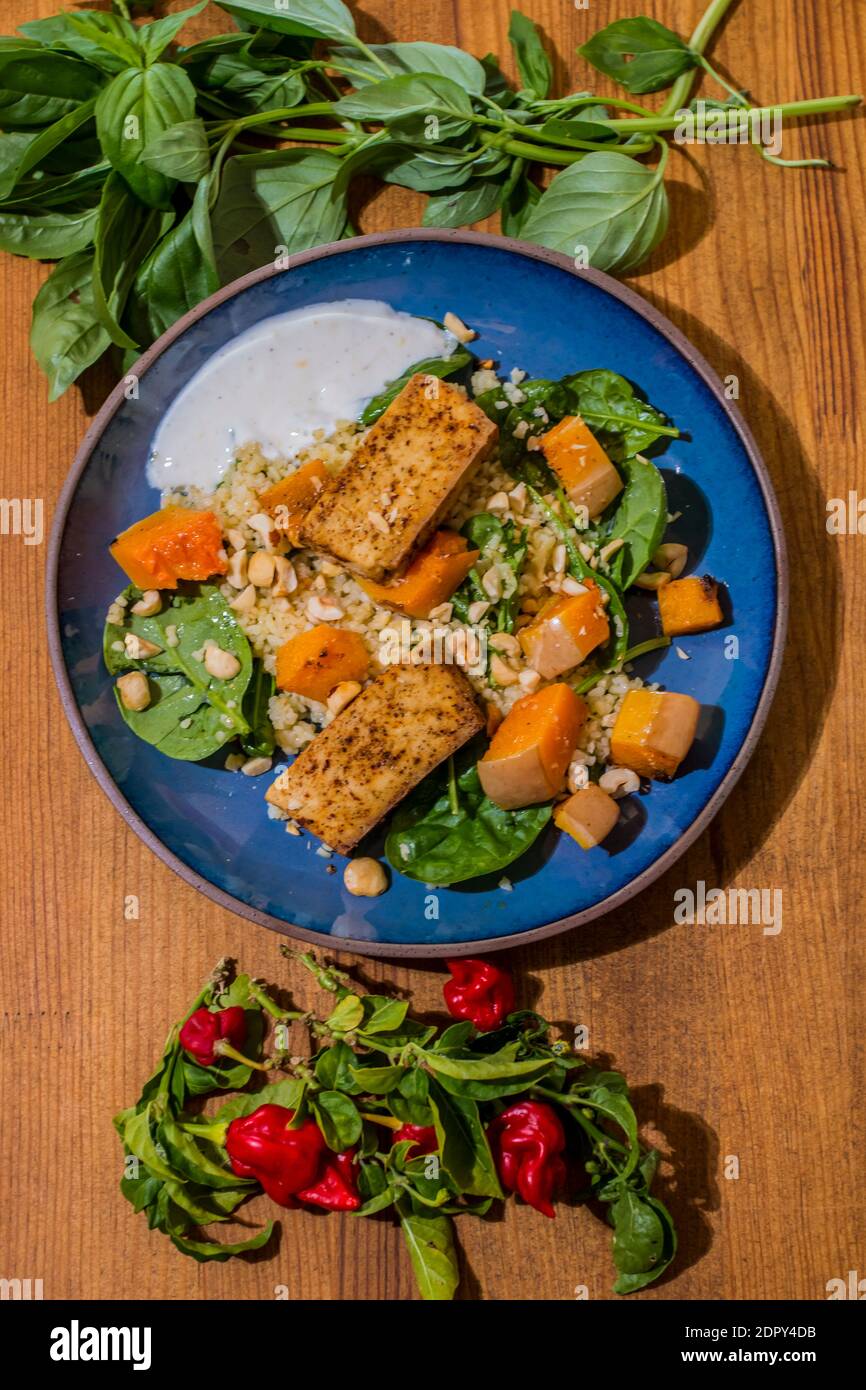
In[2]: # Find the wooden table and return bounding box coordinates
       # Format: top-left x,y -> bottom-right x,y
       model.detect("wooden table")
2,0 -> 863,1302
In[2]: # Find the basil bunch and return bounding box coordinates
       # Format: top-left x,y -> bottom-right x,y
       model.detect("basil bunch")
117,950 -> 678,1297
0,0 -> 859,397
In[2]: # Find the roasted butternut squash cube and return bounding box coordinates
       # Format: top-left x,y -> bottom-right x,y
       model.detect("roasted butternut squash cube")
259,460 -> 330,546
110,507 -> 227,590
518,581 -> 609,678
359,530 -> 479,619
609,689 -> 700,780
658,574 -> 724,637
478,683 -> 586,809
540,415 -> 623,519
275,625 -> 369,704
554,784 -> 619,849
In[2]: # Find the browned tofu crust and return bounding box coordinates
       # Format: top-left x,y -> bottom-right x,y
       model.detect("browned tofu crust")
266,663 -> 485,853
298,373 -> 498,581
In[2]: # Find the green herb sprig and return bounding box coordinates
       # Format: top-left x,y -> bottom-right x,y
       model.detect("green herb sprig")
0,0 -> 859,397
116,951 -> 678,1296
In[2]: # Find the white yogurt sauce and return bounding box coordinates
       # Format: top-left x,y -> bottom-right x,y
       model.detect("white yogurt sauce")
147,300 -> 453,493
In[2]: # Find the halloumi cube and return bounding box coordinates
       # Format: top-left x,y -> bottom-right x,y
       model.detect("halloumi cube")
266,662 -> 484,853
298,373 -> 498,581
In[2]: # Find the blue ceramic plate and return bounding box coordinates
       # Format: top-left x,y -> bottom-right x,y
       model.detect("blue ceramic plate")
48,231 -> 786,957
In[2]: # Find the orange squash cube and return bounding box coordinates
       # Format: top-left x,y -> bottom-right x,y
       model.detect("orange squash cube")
554,784 -> 620,849
110,507 -> 227,590
259,460 -> 330,546
540,415 -> 623,519
478,683 -> 587,809
658,575 -> 724,637
609,689 -> 700,780
275,625 -> 369,704
358,530 -> 479,619
518,580 -> 609,678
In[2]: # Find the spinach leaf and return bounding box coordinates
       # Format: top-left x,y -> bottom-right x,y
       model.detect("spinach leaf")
453,511 -> 527,633
211,147 -> 346,283
508,12 -> 552,100
605,454 -> 667,589
579,17 -> 697,96
240,659 -> 276,759
103,583 -> 254,761
216,0 -> 357,43
29,250 -> 111,401
385,762 -> 552,886
564,368 -> 678,460
609,1187 -> 677,1293
359,346 -> 470,426
331,41 -> 486,94
521,149 -> 669,274
95,62 -> 197,208
398,1208 -> 459,1301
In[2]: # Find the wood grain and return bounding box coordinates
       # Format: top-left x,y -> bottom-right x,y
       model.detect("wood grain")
1,0 -> 863,1301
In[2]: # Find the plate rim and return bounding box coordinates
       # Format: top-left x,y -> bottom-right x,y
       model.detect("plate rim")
46,227 -> 789,958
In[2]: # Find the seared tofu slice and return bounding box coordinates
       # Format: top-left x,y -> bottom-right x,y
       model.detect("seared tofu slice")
298,373 -> 498,581
266,663 -> 484,853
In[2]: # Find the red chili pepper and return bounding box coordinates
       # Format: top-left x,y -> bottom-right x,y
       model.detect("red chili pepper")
487,1100 -> 567,1219
297,1150 -> 361,1212
179,1005 -> 246,1066
444,958 -> 515,1032
393,1123 -> 439,1157
226,1104 -> 324,1206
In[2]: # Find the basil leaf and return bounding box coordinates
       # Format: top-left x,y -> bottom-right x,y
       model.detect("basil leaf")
211,148 -> 346,283
170,1221 -> 275,1263
93,174 -> 173,349
499,156 -> 541,237
330,40 -> 485,94
29,250 -> 111,401
216,0 -> 357,42
508,11 -> 552,100
359,347 -> 470,427
378,143 -> 480,193
123,178 -> 218,347
386,763 -> 552,887
428,1081 -> 502,1199
336,73 -> 475,143
579,17 -> 697,96
136,2 -> 209,66
521,150 -> 669,274
103,583 -> 255,760
95,62 -> 197,208
398,1210 -> 459,1301
564,368 -> 676,461
139,118 -> 209,182
0,99 -> 96,201
190,52 -> 305,114
422,175 -> 505,228
0,203 -> 99,258
0,42 -> 105,127
18,12 -> 139,74
605,454 -> 667,589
